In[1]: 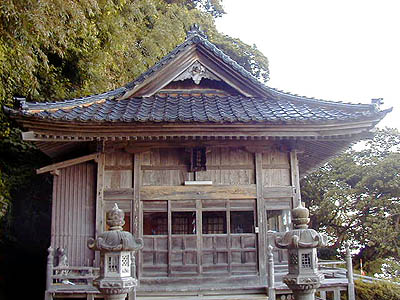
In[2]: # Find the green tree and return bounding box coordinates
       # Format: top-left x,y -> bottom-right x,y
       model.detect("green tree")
301,128 -> 400,278
0,1 -> 269,297
355,280 -> 400,300
0,0 -> 269,221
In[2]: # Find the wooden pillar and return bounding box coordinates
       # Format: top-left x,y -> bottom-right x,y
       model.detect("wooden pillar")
132,153 -> 141,236
333,289 -> 341,300
319,290 -> 326,300
267,245 -> 275,299
132,153 -> 141,279
95,153 -> 105,266
46,247 -> 54,290
346,246 -> 356,300
45,247 -> 54,300
289,150 -> 301,208
87,294 -> 94,300
255,152 -> 267,285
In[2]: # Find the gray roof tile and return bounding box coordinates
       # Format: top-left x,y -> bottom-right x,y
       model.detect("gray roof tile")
4,26 -> 390,125
15,95 -> 383,124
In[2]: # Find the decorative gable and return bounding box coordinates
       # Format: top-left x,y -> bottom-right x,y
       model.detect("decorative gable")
119,25 -> 269,99
174,61 -> 221,85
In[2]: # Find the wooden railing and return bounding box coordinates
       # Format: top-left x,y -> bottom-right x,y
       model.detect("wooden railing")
51,266 -> 99,285
266,246 -> 356,300
46,247 -> 99,291
46,245 -> 364,300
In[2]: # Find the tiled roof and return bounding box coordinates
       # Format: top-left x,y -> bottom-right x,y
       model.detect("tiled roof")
5,25 -> 390,126
15,95 -> 384,124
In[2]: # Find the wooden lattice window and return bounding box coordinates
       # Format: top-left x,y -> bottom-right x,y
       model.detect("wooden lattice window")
143,212 -> 168,235
172,212 -> 196,234
230,211 -> 254,233
202,211 -> 226,234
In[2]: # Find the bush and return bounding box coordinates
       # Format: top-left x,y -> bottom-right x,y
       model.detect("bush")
356,280 -> 400,300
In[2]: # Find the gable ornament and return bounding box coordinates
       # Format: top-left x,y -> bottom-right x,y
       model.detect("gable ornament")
174,61 -> 220,85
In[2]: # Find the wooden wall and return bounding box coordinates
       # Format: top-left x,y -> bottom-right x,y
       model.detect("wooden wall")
196,147 -> 255,185
141,148 -> 189,186
52,145 -> 296,280
51,162 -> 96,266
104,152 -> 133,189
262,150 -> 292,211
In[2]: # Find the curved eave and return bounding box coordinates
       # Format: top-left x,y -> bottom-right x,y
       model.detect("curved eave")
14,114 -> 386,142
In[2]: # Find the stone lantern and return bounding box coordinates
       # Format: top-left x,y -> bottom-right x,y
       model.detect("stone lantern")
275,203 -> 327,300
88,204 -> 143,300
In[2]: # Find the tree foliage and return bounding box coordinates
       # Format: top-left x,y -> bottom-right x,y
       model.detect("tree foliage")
301,128 -> 400,277
355,280 -> 400,300
166,0 -> 225,17
0,0 -> 267,110
0,0 -> 269,221
0,1 -> 268,297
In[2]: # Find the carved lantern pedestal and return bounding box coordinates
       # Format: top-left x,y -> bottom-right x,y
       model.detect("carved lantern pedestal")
275,204 -> 327,300
88,204 -> 143,300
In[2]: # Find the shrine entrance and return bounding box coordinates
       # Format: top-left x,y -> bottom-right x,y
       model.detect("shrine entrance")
140,199 -> 258,279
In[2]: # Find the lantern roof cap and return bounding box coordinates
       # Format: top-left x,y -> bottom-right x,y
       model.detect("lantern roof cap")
275,204 -> 327,249
87,203 -> 143,252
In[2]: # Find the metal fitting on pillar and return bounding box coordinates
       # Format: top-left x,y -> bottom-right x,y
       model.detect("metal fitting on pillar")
275,203 -> 327,300
88,204 -> 143,300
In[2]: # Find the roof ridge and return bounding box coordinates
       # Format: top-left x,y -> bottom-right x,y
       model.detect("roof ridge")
18,87 -> 126,111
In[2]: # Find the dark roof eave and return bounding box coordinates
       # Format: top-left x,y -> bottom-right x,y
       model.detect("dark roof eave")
13,113 -> 387,128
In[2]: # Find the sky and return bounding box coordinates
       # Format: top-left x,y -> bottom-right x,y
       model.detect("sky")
216,0 -> 399,130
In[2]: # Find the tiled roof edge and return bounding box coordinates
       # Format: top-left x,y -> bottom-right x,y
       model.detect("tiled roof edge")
17,87 -> 126,111
265,87 -> 378,110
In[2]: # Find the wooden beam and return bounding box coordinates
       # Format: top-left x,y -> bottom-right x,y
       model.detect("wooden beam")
263,186 -> 294,199
21,131 -> 37,140
104,188 -> 134,200
103,186 -> 292,202
140,185 -> 257,201
36,153 -> 99,174
20,118 -> 380,139
264,200 -> 292,210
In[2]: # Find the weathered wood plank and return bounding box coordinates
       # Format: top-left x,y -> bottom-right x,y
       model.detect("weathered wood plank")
290,150 -> 301,208
262,186 -> 294,199
261,164 -> 290,170
141,165 -> 257,171
105,165 -> 133,170
133,153 -> 141,278
140,185 -> 257,200
37,153 -> 99,174
51,162 -> 96,267
95,153 -> 105,266
264,198 -> 291,210
104,152 -> 133,189
104,188 -> 134,200
255,153 -> 266,285
262,151 -> 291,187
